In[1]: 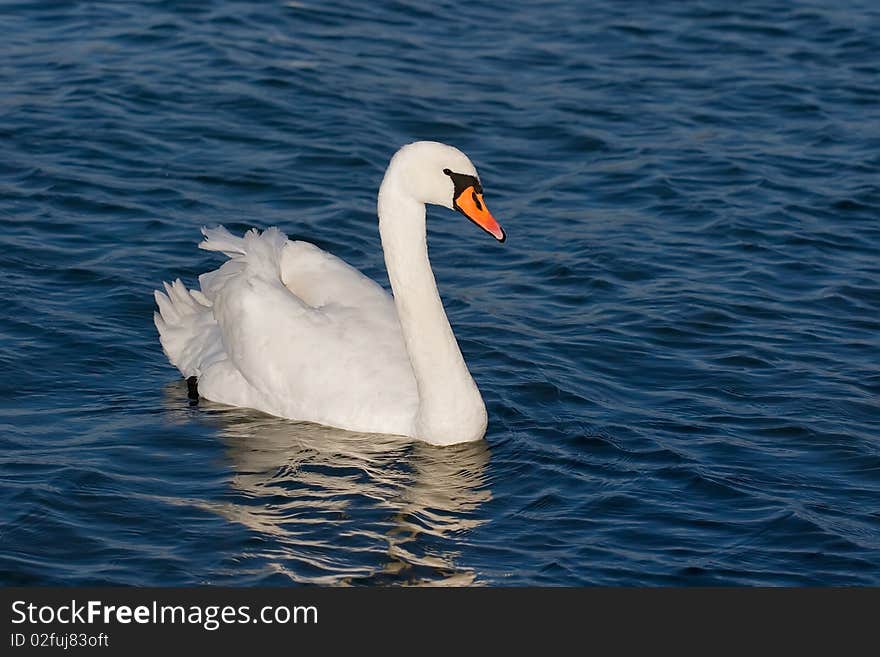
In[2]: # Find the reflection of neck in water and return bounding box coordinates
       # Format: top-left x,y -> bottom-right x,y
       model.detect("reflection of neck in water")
163,384 -> 491,585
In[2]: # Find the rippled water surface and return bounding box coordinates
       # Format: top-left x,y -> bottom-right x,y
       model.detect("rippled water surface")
2,1 -> 879,585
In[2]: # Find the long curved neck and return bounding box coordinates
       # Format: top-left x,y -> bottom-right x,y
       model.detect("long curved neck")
377,174 -> 487,445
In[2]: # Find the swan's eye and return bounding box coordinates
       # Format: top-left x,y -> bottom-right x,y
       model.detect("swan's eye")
472,190 -> 482,211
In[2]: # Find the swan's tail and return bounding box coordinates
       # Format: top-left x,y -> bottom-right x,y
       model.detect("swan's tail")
153,279 -> 223,379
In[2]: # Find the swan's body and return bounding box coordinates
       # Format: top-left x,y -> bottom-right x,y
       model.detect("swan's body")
154,142 -> 504,446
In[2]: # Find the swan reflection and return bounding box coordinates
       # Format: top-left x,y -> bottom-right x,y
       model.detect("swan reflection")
164,384 -> 491,585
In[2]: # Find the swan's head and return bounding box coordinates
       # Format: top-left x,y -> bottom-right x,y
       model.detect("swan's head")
385,141 -> 505,242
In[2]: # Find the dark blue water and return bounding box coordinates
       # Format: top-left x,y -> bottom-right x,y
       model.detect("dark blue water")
2,0 -> 879,586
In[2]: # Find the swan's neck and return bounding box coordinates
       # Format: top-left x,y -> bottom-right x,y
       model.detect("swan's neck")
378,178 -> 487,445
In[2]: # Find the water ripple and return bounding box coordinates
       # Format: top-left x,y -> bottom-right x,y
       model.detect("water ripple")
1,0 -> 878,585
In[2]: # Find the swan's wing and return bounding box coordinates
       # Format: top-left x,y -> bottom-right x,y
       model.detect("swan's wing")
198,225 -> 394,317
280,240 -> 393,314
193,226 -> 418,434
212,273 -> 417,434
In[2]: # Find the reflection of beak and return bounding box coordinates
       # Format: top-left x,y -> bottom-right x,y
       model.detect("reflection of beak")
454,186 -> 505,242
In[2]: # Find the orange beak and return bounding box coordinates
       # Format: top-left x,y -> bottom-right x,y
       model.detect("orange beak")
454,186 -> 505,242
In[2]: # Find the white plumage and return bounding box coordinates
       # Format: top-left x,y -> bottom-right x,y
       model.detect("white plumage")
154,142 -> 504,445
155,225 -> 418,435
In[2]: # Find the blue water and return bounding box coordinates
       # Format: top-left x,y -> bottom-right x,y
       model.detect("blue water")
1,0 -> 879,586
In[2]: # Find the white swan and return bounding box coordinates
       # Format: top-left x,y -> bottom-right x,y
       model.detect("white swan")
154,141 -> 505,446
